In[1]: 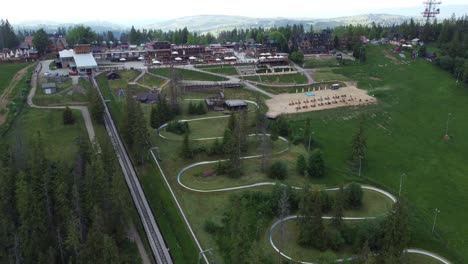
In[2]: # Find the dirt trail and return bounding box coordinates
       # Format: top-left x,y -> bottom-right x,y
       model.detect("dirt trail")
127,223 -> 152,264
0,64 -> 34,125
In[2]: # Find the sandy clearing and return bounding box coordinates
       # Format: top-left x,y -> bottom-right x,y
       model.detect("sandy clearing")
266,85 -> 377,117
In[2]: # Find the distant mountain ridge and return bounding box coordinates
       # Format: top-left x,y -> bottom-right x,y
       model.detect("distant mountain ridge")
144,14 -> 411,33
11,5 -> 468,34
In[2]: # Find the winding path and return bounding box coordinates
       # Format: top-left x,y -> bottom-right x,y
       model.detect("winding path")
152,107 -> 452,264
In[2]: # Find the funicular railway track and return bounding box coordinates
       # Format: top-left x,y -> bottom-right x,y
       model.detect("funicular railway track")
91,76 -> 172,264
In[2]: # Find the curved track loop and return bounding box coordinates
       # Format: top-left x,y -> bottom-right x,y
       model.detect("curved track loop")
155,99 -> 451,264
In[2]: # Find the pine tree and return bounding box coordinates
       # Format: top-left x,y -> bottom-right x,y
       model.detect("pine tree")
296,154 -> 306,176
90,89 -> 104,124
150,105 -> 159,129
228,113 -> 237,131
310,191 -> 326,250
238,110 -> 249,152
345,182 -> 363,209
331,186 -> 345,230
307,149 -> 325,178
298,186 -> 314,246
63,106 -> 75,125
381,202 -> 409,263
270,121 -> 279,141
180,133 -> 192,159
351,118 -> 366,173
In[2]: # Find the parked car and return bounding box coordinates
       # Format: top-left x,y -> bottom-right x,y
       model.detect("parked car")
69,71 -> 78,76
43,72 -> 50,76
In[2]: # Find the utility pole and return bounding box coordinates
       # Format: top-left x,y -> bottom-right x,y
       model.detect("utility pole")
432,208 -> 441,234
358,155 -> 362,177
444,113 -> 451,139
399,173 -> 406,196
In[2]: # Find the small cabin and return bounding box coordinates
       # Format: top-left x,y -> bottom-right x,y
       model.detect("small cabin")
106,72 -> 121,80
42,83 -> 57,94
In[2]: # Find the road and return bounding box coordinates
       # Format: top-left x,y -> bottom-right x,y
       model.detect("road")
27,60 -> 96,142
91,76 -> 173,264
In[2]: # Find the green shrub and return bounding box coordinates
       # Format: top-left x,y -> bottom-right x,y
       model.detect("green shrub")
268,160 -> 288,180
345,182 -> 363,209
166,120 -> 190,135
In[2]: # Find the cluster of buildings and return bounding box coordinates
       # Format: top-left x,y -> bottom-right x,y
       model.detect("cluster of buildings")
57,44 -> 98,74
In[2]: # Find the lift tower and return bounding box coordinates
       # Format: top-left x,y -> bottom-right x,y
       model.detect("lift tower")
422,0 -> 442,24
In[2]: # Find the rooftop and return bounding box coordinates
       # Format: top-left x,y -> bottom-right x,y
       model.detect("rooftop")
225,99 -> 247,107
73,53 -> 97,68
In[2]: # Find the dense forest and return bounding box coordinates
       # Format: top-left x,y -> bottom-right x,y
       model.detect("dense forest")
0,134 -> 138,263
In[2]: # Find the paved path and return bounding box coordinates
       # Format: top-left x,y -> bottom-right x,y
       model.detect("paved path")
28,60 -> 96,142
290,61 -> 314,84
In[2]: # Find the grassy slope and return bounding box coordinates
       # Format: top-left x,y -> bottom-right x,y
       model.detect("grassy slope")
137,74 -> 166,87
243,73 -> 308,84
149,68 -> 228,81
0,63 -> 30,94
287,45 -> 467,262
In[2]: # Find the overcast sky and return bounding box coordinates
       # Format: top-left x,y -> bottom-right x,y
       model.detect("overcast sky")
5,0 -> 467,23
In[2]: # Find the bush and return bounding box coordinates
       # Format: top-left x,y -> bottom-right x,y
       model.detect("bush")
345,182 -> 363,209
268,160 -> 288,180
215,161 -> 227,175
166,120 -> 189,135
307,149 -> 325,178
291,133 -> 304,145
296,154 -> 306,176
188,101 -> 207,115
326,227 -> 345,251
204,220 -> 219,234
63,106 -> 75,125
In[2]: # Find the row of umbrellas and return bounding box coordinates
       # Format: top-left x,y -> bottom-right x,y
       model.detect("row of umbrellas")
258,55 -> 285,60
1,49 -> 33,59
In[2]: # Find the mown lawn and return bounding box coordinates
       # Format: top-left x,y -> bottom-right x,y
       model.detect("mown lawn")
285,45 -> 468,262
195,65 -> 238,75
243,73 -> 308,84
149,67 -> 229,81
0,63 -> 30,94
138,74 -> 166,88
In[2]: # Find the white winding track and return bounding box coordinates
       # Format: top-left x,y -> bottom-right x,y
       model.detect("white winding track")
153,98 -> 452,264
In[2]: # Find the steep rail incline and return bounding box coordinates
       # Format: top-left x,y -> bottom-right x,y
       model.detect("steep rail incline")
91,76 -> 172,264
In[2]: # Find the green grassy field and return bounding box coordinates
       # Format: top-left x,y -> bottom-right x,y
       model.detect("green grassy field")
243,73 -> 308,84
5,107 -> 85,169
257,81 -> 346,95
149,67 -> 229,81
0,63 -> 30,94
33,78 -> 91,105
284,45 -> 468,262
138,74 -> 167,88
312,68 -> 351,82
195,65 -> 238,75
303,58 -> 341,68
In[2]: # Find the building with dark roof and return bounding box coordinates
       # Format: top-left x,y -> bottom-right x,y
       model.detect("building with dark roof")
225,99 -> 247,111
135,92 -> 161,103
288,30 -> 334,54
